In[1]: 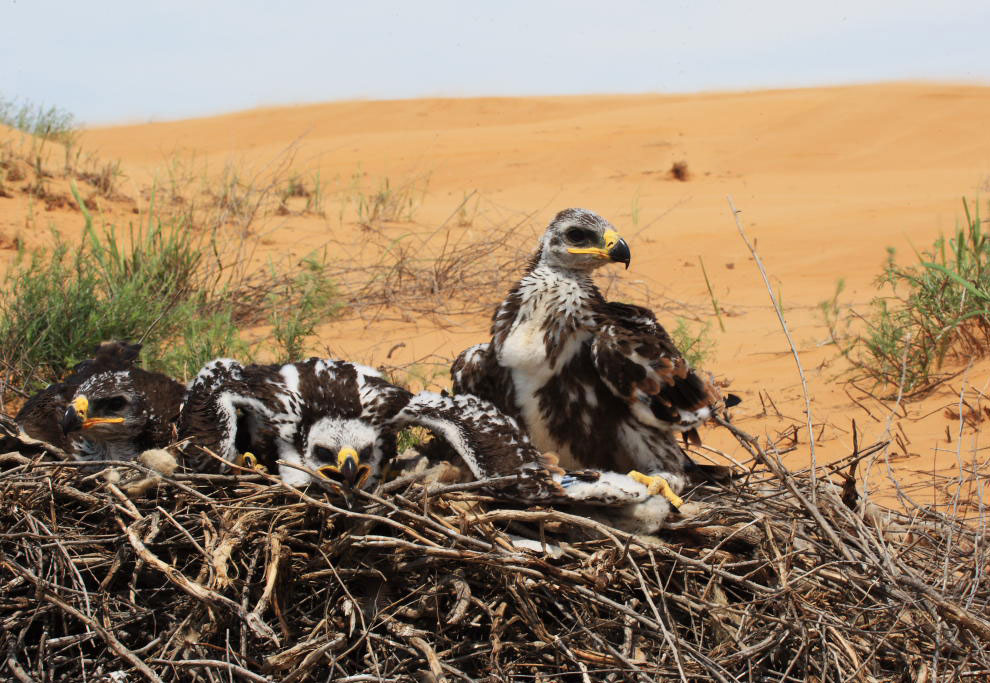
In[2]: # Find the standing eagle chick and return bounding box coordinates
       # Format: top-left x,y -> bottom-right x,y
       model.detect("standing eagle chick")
453,208 -> 726,512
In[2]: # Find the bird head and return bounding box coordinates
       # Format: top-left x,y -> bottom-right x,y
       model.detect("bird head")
302,417 -> 380,492
538,208 -> 631,272
61,372 -> 147,453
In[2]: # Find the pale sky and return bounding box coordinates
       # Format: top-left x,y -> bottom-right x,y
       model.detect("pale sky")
3,0 -> 990,125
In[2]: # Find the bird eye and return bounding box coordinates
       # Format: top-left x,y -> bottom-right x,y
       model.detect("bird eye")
98,396 -> 127,412
313,445 -> 334,464
565,228 -> 590,244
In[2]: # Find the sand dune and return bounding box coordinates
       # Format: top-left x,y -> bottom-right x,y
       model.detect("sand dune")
5,82 -> 990,504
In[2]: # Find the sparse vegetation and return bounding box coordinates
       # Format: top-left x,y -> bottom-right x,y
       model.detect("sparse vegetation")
819,277 -> 846,345
266,251 -> 341,362
672,316 -> 715,368
0,186 -> 243,392
0,184 -> 341,397
78,158 -> 124,199
843,198 -> 990,395
306,170 -> 326,215
0,96 -> 78,145
347,172 -> 430,228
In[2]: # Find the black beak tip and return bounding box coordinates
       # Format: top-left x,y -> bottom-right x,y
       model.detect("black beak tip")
60,407 -> 82,435
340,457 -> 358,486
608,239 -> 631,269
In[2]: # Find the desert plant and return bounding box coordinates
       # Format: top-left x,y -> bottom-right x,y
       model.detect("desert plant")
266,252 -> 340,362
819,278 -> 846,345
348,172 -> 430,228
0,185 -> 249,393
844,198 -> 990,395
306,170 -> 326,215
671,317 -> 715,368
79,159 -> 124,198
0,96 -> 78,146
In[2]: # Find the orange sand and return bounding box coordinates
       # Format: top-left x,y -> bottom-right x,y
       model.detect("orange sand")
4,82 -> 990,506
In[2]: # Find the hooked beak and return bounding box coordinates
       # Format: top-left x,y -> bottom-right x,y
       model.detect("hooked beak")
318,447 -> 372,490
567,229 -> 631,269
61,396 -> 87,434
606,231 -> 631,269
61,395 -> 125,433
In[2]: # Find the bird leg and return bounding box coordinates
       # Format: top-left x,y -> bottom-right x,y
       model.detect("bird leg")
627,471 -> 684,510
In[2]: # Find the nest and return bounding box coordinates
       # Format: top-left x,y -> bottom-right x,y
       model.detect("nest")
1,422 -> 989,682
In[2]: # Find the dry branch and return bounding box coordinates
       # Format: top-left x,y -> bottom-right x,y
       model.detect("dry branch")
1,422 -> 988,681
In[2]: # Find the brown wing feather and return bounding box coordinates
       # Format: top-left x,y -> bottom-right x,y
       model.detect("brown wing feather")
451,343 -> 520,422
593,301 -> 713,426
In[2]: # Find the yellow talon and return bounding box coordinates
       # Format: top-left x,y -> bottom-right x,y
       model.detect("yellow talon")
628,470 -> 684,509
236,452 -> 267,473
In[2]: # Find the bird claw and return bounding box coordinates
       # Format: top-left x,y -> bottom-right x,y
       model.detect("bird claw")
236,452 -> 267,473
628,470 -> 683,510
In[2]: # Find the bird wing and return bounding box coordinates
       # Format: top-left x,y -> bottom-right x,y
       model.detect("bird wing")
450,343 -> 519,420
179,359 -> 296,471
382,380 -> 672,511
381,390 -> 555,475
591,301 -> 714,440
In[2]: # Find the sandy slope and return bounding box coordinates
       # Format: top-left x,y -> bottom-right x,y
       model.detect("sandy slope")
4,82 -> 990,505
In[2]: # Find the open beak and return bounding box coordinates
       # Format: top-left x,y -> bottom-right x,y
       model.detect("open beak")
567,229 -> 631,269
318,447 -> 372,489
61,395 -> 125,434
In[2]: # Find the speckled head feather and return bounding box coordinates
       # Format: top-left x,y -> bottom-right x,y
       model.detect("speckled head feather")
537,208 -> 631,273
16,341 -> 183,460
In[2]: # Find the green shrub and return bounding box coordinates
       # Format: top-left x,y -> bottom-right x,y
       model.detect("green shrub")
0,186 -> 247,390
0,184 -> 342,394
267,251 -> 341,363
844,198 -> 990,395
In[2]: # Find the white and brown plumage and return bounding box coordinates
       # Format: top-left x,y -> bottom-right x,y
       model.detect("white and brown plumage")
453,208 -> 728,515
15,341 -> 185,461
178,357 -> 672,531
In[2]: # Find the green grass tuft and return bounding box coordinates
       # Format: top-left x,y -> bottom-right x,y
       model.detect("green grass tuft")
0,184 -> 343,395
843,198 -> 990,395
0,96 -> 78,145
266,251 -> 341,363
0,185 -> 246,391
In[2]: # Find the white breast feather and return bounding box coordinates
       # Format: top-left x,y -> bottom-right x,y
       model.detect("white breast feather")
498,270 -> 590,462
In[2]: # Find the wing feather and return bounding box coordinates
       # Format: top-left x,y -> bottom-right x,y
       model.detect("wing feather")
386,391 -> 552,479
178,359 -> 294,471
592,301 -> 714,433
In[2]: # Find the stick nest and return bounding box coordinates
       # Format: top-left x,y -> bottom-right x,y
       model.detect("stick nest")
1,425 -> 988,682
